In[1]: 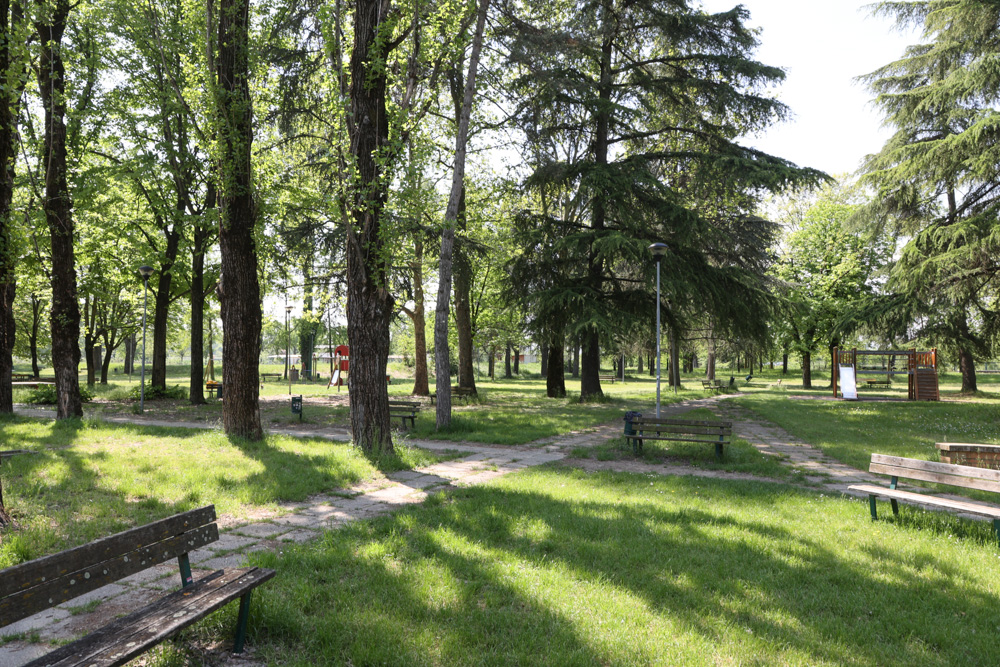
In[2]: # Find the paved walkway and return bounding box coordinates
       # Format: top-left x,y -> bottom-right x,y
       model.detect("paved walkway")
1,395 -> 993,665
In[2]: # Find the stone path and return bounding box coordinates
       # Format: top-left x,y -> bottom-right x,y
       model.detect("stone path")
3,394 -> 995,666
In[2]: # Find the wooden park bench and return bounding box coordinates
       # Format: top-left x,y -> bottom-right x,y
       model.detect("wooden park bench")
260,372 -> 281,382
599,374 -> 617,384
849,454 -> 1000,545
0,505 -> 275,665
11,372 -> 33,381
864,378 -> 892,389
430,386 -> 475,405
206,380 -> 222,398
388,400 -> 421,429
623,412 -> 732,459
700,379 -> 725,392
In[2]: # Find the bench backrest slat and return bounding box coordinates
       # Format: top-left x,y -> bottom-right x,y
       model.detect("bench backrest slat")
630,417 -> 732,429
631,423 -> 731,437
0,505 -> 217,627
870,454 -> 1000,494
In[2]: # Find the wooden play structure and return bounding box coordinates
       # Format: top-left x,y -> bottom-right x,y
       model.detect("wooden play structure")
833,348 -> 939,401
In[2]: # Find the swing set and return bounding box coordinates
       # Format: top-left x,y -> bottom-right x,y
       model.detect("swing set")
832,348 -> 939,401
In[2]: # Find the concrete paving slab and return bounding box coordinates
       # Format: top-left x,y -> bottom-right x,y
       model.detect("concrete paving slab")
0,643 -> 52,666
277,528 -> 319,543
56,583 -> 129,610
229,522 -> 290,539
0,607 -> 70,639
211,533 -> 259,552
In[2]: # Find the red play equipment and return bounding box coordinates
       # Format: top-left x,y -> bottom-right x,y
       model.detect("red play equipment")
328,344 -> 350,391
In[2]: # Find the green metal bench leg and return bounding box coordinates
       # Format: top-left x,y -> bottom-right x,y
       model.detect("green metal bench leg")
715,441 -> 723,461
890,499 -> 899,516
234,590 -> 253,653
994,519 -> 1000,547
868,495 -> 878,521
177,553 -> 193,587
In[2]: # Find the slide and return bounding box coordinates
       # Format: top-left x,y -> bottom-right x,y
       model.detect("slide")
328,353 -> 342,389
839,365 -> 857,400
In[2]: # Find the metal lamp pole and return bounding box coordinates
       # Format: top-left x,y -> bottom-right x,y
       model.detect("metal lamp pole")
649,243 -> 668,418
286,305 -> 293,395
138,265 -> 154,413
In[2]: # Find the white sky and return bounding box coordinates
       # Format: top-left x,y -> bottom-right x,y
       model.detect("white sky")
700,0 -> 920,176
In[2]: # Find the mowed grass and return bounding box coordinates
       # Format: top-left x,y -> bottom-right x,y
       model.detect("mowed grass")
0,416 -> 451,568
734,393 -> 1000,472
242,467 -> 1000,666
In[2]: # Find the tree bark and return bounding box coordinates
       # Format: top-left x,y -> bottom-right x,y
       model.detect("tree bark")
504,344 -> 512,378
83,297 -> 96,386
959,347 -> 977,393
433,0 -> 490,428
189,184 -> 214,405
802,351 -> 812,389
37,0 -> 82,419
150,225 -> 180,389
346,0 -> 395,452
453,187 -> 477,392
216,0 -> 262,440
488,347 -> 495,378
547,344 -> 565,397
0,0 -> 21,414
513,347 -> 519,375
409,237 -> 429,395
782,352 -> 788,374
540,344 -> 548,377
580,331 -> 602,399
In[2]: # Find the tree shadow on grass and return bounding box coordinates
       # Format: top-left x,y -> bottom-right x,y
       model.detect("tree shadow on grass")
250,471 -> 1000,665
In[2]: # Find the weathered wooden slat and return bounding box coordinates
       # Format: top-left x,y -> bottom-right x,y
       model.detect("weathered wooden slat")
633,424 -> 731,437
631,435 -> 731,445
871,454 -> 1000,484
0,506 -> 216,600
869,463 -> 1000,494
849,484 -> 1000,519
25,567 -> 276,667
631,417 -> 732,428
0,523 -> 219,627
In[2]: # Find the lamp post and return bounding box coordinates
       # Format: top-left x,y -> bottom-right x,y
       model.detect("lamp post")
648,243 -> 668,418
286,305 -> 293,395
138,265 -> 154,413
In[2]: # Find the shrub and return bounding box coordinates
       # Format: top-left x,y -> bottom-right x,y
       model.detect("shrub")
24,385 -> 95,405
129,384 -> 188,400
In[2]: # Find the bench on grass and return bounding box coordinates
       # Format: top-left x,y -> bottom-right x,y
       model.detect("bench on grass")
0,505 -> 275,666
700,379 -> 725,392
430,386 -> 475,405
864,378 -> 892,389
388,400 -> 421,428
599,374 -> 617,384
623,412 -> 732,459
849,454 -> 1000,545
260,372 -> 281,382
206,380 -> 222,398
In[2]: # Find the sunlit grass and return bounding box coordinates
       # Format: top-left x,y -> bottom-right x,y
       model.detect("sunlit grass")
242,467 -> 1000,666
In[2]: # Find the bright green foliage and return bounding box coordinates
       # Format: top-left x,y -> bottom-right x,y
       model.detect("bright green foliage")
771,183 -> 892,387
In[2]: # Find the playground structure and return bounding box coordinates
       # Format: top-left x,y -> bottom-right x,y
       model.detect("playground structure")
328,344 -> 350,390
833,348 -> 939,401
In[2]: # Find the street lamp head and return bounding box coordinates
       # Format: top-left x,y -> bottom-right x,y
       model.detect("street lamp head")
648,243 -> 668,261
138,265 -> 155,279
285,305 -> 294,314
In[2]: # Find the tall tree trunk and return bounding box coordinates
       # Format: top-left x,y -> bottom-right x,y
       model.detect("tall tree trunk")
547,344 -> 565,398
488,347 -> 495,378
300,256 -> 314,379
453,187 -> 476,392
216,0 -> 262,440
0,0 -> 21,414
123,333 -> 133,376
782,352 -> 788,375
513,347 -> 520,375
637,354 -> 643,374
189,186 -> 213,405
151,226 -> 180,389
433,0 -> 490,428
37,0 -> 82,419
346,0 -> 395,451
83,298 -> 96,387
410,238 -> 429,395
580,331 -> 602,399
958,347 -> 977,393
540,344 -> 548,377
504,344 -> 512,378
668,327 -> 679,387
802,351 -> 812,389
101,345 -> 113,384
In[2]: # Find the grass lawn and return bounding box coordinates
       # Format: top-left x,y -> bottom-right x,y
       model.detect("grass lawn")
238,467 -> 1000,666
0,416 -> 454,568
734,393 -> 1000,472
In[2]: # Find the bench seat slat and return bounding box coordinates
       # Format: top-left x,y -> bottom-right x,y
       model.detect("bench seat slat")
0,506 -> 216,600
0,524 -> 219,627
630,435 -> 731,445
869,463 -> 1000,494
25,567 -> 276,667
848,484 -> 1000,519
